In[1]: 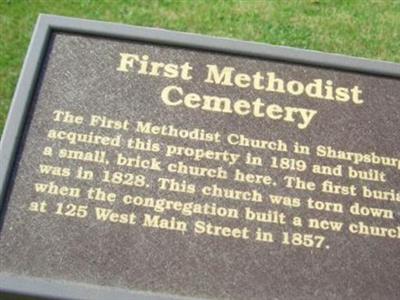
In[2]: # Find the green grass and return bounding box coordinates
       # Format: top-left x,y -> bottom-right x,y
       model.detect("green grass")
1,0 -> 400,137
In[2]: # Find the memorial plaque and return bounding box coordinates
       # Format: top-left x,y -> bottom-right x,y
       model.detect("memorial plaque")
1,15 -> 400,300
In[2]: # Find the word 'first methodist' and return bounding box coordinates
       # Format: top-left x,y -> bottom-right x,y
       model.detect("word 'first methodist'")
117,53 -> 364,129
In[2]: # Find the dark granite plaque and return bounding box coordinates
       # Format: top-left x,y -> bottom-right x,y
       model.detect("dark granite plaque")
1,15 -> 400,300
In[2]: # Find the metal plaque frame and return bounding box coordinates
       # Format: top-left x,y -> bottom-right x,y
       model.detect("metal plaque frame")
0,14 -> 399,300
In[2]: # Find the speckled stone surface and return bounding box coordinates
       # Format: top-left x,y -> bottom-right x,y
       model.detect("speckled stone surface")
0,32 -> 400,299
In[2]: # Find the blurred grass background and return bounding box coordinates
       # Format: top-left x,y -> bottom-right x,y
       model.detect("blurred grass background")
1,0 -> 400,136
